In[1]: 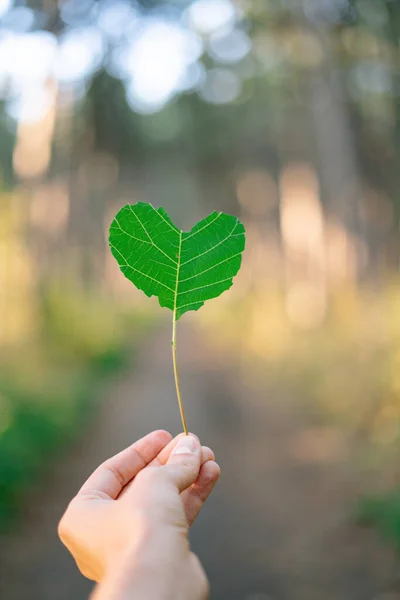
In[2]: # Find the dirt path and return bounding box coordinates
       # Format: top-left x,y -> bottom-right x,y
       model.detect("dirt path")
0,322 -> 398,600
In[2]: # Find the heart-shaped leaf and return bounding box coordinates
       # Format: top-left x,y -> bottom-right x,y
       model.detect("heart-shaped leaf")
109,202 -> 246,320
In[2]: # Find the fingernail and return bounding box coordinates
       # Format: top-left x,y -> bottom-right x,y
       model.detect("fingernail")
172,435 -> 197,455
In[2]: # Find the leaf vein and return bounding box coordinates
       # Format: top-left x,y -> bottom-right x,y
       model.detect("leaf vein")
157,209 -> 180,235
180,252 -> 242,284
129,205 -> 178,266
178,300 -> 204,311
178,276 -> 234,297
113,218 -> 152,245
180,220 -> 240,267
110,244 -> 175,293
184,213 -> 221,241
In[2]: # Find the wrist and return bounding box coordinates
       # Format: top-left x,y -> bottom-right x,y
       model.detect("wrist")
100,518 -> 185,600
97,551 -> 177,600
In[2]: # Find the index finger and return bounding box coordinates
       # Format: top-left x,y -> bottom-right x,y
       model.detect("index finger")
79,430 -> 172,499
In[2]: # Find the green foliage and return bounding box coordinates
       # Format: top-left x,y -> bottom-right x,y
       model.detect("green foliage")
356,490 -> 400,551
109,202 -> 246,320
0,373 -> 92,530
0,287 -> 149,530
39,283 -> 129,365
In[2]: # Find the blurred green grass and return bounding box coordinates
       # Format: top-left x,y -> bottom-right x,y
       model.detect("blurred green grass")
0,284 -> 153,531
356,491 -> 400,552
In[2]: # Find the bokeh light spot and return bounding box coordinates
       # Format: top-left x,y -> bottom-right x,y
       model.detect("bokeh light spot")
208,28 -> 252,63
200,68 -> 241,104
186,0 -> 237,35
54,27 -> 105,83
0,0 -> 12,19
124,21 -> 203,113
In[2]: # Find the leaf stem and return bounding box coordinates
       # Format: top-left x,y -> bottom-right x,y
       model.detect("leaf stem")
172,313 -> 189,435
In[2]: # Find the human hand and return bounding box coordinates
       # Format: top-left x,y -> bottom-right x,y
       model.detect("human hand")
58,430 -> 220,600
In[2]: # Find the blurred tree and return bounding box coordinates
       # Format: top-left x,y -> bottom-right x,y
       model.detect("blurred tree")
0,102 -> 15,188
5,0 -> 400,283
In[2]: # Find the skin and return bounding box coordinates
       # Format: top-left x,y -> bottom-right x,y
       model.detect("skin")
58,431 -> 221,600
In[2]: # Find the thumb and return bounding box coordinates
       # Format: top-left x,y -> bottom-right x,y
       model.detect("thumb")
163,435 -> 202,492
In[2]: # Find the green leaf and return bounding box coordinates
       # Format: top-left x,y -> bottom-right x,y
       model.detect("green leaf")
109,202 -> 246,320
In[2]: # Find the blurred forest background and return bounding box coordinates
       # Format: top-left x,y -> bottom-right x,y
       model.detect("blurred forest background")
2,0 -> 400,598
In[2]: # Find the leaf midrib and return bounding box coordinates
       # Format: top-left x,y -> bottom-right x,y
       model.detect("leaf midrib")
173,231 -> 183,320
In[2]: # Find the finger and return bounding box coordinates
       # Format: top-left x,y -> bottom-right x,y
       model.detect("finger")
162,435 -> 202,493
150,435 -> 214,468
149,432 -> 201,467
200,446 -> 215,464
79,430 -> 172,499
118,443 -> 215,501
182,461 -> 221,526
